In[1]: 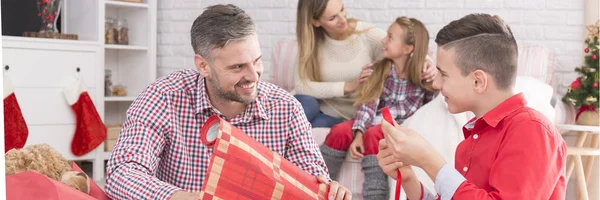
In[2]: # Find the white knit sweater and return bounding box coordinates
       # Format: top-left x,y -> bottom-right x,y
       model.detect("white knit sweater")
295,21 -> 386,120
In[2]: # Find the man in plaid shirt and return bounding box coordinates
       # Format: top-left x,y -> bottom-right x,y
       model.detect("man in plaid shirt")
104,4 -> 351,200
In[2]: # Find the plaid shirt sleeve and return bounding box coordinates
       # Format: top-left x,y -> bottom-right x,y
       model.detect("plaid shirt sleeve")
285,101 -> 330,179
352,98 -> 380,135
423,90 -> 437,105
395,86 -> 428,120
105,87 -> 183,199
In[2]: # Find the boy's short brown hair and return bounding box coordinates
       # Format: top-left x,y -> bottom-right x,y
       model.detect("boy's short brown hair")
436,13 -> 518,89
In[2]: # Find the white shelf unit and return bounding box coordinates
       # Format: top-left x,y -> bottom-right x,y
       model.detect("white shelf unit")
105,0 -> 149,9
102,1 -> 157,150
2,37 -> 104,163
105,96 -> 137,102
105,44 -> 148,51
2,0 -> 157,182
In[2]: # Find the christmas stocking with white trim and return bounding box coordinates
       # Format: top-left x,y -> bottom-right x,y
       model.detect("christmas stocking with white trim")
4,78 -> 28,152
63,79 -> 107,156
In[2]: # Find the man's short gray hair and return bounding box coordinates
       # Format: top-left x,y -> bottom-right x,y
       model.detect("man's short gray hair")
190,4 -> 256,61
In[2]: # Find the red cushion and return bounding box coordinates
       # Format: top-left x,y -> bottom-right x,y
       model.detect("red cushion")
5,162 -> 110,200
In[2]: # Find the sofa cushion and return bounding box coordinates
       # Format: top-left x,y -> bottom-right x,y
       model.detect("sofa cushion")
517,44 -> 559,89
272,41 -> 559,93
271,39 -> 299,92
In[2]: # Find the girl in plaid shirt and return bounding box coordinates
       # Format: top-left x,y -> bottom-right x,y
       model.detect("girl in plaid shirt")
320,17 -> 438,199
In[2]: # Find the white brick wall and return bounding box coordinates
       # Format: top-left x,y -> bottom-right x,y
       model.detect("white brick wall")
158,0 -> 586,96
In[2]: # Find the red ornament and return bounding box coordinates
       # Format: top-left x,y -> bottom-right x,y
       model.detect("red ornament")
593,54 -> 598,60
37,13 -> 41,17
571,78 -> 582,89
585,48 -> 589,53
594,82 -> 598,88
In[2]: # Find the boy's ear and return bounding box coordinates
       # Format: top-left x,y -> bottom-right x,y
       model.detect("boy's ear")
472,69 -> 488,93
195,54 -> 211,78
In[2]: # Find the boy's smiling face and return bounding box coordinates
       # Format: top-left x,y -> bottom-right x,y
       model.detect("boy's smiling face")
433,47 -> 477,114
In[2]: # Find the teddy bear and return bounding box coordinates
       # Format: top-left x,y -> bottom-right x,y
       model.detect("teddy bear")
5,144 -> 91,194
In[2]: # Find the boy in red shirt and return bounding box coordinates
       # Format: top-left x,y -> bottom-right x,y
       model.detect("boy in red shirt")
377,13 -> 567,200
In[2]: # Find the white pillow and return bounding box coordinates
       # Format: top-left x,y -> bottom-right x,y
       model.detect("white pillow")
514,76 -> 555,124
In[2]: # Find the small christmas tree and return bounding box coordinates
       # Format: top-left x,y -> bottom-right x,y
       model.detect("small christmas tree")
563,20 -> 600,118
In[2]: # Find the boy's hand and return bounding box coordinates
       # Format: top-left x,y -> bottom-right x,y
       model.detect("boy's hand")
377,139 -> 416,182
377,139 -> 401,179
380,118 -> 446,180
398,164 -> 417,183
349,131 -> 365,159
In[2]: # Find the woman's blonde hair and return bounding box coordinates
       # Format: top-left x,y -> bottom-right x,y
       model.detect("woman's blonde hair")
354,17 -> 435,105
296,0 -> 359,82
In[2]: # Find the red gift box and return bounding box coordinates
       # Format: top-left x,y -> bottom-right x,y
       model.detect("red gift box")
6,162 -> 110,200
198,115 -> 330,200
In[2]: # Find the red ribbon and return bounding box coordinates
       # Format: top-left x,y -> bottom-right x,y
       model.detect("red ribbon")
395,170 -> 402,200
576,105 -> 597,120
381,107 -> 402,200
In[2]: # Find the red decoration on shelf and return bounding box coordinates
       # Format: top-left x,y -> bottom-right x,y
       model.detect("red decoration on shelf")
594,82 -> 598,88
36,0 -> 61,33
4,79 -> 29,152
63,79 -> 107,156
576,105 -> 597,119
585,48 -> 589,53
571,78 -> 582,89
593,54 -> 598,60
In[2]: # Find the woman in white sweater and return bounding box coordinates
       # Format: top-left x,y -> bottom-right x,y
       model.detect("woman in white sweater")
295,0 -> 437,128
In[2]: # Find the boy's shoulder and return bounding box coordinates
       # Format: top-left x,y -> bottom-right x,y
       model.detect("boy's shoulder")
504,106 -> 560,138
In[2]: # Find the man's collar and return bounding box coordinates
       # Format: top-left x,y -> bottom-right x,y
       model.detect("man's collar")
480,93 -> 527,128
462,93 -> 526,137
196,77 -> 213,113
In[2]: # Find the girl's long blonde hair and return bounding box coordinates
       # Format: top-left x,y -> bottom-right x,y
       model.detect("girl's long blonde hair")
296,0 -> 359,82
354,17 -> 436,105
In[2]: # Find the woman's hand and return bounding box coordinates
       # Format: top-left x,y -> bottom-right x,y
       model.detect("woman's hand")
344,63 -> 373,94
421,57 -> 438,82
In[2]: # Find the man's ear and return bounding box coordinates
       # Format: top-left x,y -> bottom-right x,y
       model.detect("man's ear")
195,54 -> 210,77
472,69 -> 488,93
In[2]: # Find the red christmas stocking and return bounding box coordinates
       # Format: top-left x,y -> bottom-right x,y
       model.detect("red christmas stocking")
4,78 -> 28,152
64,80 -> 107,156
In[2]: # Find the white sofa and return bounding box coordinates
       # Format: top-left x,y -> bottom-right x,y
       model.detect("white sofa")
270,39 -> 573,199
